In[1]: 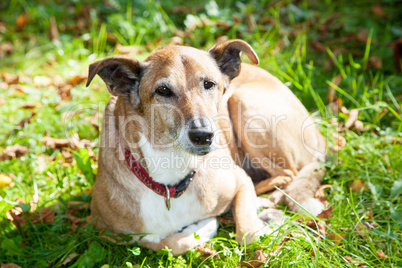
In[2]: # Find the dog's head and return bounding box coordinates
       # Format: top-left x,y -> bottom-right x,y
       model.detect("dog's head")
87,39 -> 259,155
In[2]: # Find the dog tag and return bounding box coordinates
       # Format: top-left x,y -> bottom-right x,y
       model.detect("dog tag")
165,185 -> 171,211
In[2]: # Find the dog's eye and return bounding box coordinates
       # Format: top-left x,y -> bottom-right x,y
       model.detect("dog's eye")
204,81 -> 215,90
155,86 -> 173,97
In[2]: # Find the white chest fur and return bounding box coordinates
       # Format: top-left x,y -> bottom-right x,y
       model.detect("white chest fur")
136,133 -> 207,242
138,133 -> 200,185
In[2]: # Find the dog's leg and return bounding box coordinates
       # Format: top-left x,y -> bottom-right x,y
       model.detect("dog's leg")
266,162 -> 326,216
254,175 -> 293,195
141,217 -> 219,256
232,169 -> 268,244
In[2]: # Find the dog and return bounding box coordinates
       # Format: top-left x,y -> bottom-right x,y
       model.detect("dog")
86,39 -> 326,255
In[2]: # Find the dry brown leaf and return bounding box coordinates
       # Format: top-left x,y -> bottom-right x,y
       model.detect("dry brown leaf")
376,249 -> 387,259
355,221 -> 375,239
0,144 -> 28,161
270,237 -> 290,257
7,207 -> 55,231
372,4 -> 387,18
0,42 -> 14,58
368,56 -> 383,69
1,73 -> 19,85
317,221 -> 327,236
241,249 -> 268,268
16,13 -> 28,28
217,215 -> 234,226
1,263 -> 22,268
17,112 -> 37,127
389,38 -> 402,72
329,133 -> 346,152
20,103 -> 37,109
57,252 -> 79,267
196,243 -> 220,259
311,42 -> 327,53
345,109 -> 359,129
116,44 -> 141,58
42,136 -> 70,149
350,179 -> 368,192
68,201 -> 89,232
0,174 -> 12,188
327,74 -> 342,104
314,184 -> 332,205
49,16 -> 59,41
328,233 -> 346,245
317,206 -> 333,220
58,84 -> 72,99
356,29 -> 369,44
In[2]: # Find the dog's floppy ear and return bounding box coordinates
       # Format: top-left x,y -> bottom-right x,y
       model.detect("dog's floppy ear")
86,56 -> 144,107
209,39 -> 259,80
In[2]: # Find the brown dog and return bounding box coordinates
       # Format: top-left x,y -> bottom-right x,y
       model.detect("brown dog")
86,39 -> 326,255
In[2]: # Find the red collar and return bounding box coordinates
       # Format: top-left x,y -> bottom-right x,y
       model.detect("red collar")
119,135 -> 196,210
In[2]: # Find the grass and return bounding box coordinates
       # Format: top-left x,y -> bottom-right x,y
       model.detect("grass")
0,0 -> 401,267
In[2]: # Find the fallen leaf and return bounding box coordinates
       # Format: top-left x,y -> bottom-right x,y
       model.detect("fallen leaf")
7,207 -> 55,231
345,109 -> 359,129
389,38 -> 402,72
364,209 -> 373,220
368,56 -> 382,69
17,112 -> 37,127
1,73 -> 19,85
115,44 -> 141,58
376,249 -> 387,259
218,215 -> 234,226
16,13 -> 28,28
327,74 -> 342,104
0,42 -> 14,58
355,221 -> 375,239
196,243 -> 220,259
20,103 -> 37,109
311,42 -> 327,53
49,16 -> 59,41
0,144 -> 28,161
314,184 -> 332,205
344,255 -> 353,262
372,4 -> 387,18
241,249 -> 268,268
328,233 -> 346,245
356,29 -> 369,44
270,237 -> 290,256
317,206 -> 333,220
329,133 -> 346,152
68,201 -> 89,232
1,263 -> 22,268
350,180 -> 368,192
0,174 -> 13,188
317,221 -> 327,236
42,136 -> 70,149
58,84 -> 72,99
57,252 -> 79,267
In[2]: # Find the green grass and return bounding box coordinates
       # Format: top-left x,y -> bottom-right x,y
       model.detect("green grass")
1,0 -> 401,267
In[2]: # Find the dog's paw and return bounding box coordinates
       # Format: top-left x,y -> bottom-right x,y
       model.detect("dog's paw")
181,217 -> 219,243
300,198 -> 325,216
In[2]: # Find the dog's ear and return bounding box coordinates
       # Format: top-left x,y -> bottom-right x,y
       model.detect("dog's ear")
209,39 -> 259,80
86,56 -> 144,107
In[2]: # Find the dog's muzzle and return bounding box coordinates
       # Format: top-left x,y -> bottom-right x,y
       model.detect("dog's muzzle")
187,118 -> 215,154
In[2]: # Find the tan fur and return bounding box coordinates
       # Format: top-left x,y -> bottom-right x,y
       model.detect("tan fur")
87,39 -> 326,255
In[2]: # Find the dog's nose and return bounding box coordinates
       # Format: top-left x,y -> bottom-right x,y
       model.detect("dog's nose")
188,119 -> 214,147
